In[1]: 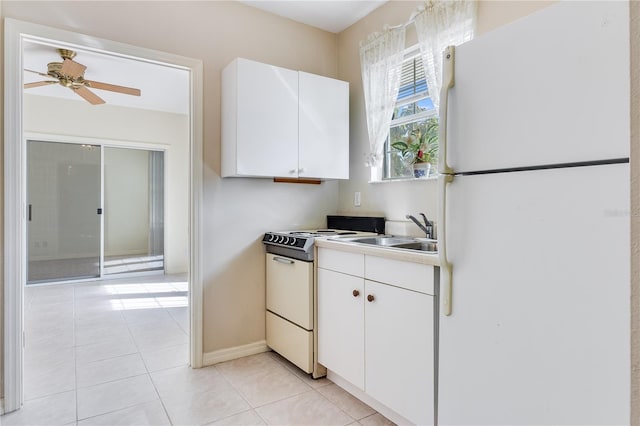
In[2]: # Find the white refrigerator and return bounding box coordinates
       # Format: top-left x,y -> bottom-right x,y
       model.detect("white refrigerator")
437,1 -> 630,425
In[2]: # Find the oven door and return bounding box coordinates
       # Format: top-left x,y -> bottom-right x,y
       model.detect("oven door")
265,253 -> 313,329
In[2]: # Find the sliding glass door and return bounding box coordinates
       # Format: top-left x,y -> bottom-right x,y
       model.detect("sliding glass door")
27,141 -> 102,283
27,140 -> 165,284
103,147 -> 164,276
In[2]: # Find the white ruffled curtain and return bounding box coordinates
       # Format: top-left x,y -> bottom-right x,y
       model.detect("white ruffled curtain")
413,0 -> 477,113
360,26 -> 406,167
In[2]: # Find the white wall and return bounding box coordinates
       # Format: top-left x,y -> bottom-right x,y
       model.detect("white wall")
23,93 -> 189,273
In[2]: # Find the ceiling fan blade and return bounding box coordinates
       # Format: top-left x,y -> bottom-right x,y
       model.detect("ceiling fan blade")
24,69 -> 51,78
72,86 -> 105,105
24,81 -> 58,89
61,58 -> 87,78
86,80 -> 141,96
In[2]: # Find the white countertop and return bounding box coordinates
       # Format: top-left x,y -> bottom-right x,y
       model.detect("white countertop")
315,237 -> 440,266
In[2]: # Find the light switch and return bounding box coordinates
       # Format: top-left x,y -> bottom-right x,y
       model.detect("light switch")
354,192 -> 361,207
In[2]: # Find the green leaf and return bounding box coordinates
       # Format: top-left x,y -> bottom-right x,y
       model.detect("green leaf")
391,141 -> 409,151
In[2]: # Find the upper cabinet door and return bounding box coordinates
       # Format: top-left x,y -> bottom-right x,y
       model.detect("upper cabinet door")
222,58 -> 299,177
222,59 -> 350,179
298,72 -> 349,179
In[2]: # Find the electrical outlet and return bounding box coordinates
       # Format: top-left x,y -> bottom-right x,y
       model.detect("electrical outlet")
354,192 -> 361,207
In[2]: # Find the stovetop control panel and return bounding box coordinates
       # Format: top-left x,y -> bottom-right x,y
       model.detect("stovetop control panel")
262,233 -> 308,250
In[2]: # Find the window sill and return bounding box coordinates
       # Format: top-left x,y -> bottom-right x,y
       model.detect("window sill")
368,174 -> 438,184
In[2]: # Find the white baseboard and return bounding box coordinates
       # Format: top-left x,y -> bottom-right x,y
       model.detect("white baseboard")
202,340 -> 269,366
327,370 -> 413,426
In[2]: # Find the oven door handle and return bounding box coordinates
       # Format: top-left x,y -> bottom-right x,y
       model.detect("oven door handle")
272,256 -> 295,265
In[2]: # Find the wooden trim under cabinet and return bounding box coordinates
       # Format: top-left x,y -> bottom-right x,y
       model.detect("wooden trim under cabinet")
273,177 -> 322,184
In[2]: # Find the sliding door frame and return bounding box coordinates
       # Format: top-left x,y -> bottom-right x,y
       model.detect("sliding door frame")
25,135 -> 169,284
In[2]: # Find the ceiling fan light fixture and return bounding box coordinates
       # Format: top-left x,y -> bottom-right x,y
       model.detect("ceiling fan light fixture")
24,48 -> 141,105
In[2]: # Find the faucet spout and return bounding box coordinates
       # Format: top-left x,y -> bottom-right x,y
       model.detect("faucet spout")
406,213 -> 434,239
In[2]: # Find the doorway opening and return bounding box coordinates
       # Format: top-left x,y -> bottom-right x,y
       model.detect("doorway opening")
27,141 -> 166,284
4,18 -> 204,414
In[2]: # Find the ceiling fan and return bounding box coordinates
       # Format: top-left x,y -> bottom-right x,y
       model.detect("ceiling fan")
24,48 -> 141,105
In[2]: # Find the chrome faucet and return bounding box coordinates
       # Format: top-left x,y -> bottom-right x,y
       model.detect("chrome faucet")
406,213 -> 434,239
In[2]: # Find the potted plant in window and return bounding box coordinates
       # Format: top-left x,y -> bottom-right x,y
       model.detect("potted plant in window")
391,118 -> 439,178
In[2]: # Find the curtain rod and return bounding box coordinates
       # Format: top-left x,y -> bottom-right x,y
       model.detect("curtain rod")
385,16 -> 417,31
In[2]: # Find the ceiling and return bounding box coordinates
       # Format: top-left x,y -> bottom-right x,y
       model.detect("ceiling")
22,2 -> 386,113
23,39 -> 190,115
240,0 -> 388,33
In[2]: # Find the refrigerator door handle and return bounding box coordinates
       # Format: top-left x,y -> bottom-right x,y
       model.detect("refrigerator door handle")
438,45 -> 456,176
438,174 -> 454,316
438,45 -> 456,316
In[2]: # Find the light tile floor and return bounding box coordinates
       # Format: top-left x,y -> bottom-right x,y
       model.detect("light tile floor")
1,275 -> 395,426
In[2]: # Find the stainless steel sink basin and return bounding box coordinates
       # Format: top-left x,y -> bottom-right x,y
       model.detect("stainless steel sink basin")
347,236 -> 416,246
394,240 -> 439,253
341,236 -> 438,253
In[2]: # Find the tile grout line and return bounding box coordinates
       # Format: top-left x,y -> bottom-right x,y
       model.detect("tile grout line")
118,298 -> 175,426
19,277 -> 189,425
74,280 -> 158,423
221,360 -> 314,410
122,283 -> 193,426
212,363 -> 278,425
312,387 -> 360,425
213,363 -> 256,414
265,352 -> 377,424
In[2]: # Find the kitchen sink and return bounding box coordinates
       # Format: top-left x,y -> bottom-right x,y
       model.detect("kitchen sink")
340,236 -> 438,253
393,240 -> 439,253
346,236 -> 416,246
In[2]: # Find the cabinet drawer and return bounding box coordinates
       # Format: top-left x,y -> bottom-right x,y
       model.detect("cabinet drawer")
365,255 -> 435,295
266,253 -> 313,329
266,311 -> 313,373
318,247 -> 364,276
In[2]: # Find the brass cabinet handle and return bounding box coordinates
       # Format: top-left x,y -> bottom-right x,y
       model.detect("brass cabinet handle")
352,289 -> 360,297
367,294 -> 375,302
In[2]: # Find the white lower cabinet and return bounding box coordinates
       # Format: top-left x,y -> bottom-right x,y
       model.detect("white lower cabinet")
318,249 -> 436,425
317,268 -> 364,389
364,280 -> 434,425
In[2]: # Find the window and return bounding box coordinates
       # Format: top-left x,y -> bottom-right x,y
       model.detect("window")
383,48 -> 438,180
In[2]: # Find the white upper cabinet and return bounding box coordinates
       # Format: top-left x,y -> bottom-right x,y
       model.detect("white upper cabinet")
222,58 -> 298,178
298,72 -> 349,179
222,58 -> 349,179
